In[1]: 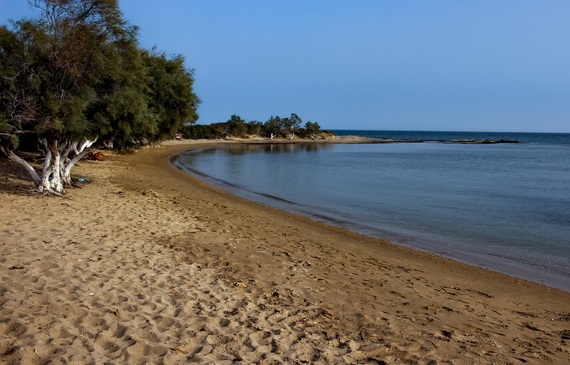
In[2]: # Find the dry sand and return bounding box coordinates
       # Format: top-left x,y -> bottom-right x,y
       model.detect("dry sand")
1,140 -> 569,364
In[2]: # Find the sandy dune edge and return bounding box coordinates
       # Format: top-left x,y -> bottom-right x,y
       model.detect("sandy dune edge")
1,140 -> 569,364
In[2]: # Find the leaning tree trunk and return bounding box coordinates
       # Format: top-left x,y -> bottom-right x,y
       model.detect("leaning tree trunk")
62,140 -> 95,185
3,136 -> 97,194
0,145 -> 41,187
36,137 -> 97,191
0,142 -> 62,196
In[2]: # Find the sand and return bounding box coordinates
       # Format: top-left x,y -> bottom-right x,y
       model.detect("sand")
1,140 -> 569,364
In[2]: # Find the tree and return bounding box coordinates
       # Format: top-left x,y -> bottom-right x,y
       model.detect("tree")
1,0 -> 125,193
304,121 -> 321,140
209,122 -> 228,139
226,114 -> 247,137
284,113 -> 302,140
179,124 -> 219,139
264,116 -> 282,140
0,24 -> 44,186
142,50 -> 200,141
247,120 -> 263,137
178,113 -> 322,141
0,0 -> 199,194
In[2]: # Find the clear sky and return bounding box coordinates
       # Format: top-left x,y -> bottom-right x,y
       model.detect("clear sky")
2,1 -> 570,132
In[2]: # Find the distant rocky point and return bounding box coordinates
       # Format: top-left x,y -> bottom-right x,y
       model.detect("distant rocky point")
449,139 -> 521,144
334,135 -> 521,144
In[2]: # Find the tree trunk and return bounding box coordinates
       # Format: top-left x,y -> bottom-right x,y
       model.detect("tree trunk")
4,136 -> 95,194
62,141 -> 95,185
39,138 -> 51,184
0,145 -> 41,188
59,141 -> 74,186
36,137 -> 63,194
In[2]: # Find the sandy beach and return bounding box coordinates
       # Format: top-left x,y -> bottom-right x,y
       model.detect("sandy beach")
1,140 -> 569,364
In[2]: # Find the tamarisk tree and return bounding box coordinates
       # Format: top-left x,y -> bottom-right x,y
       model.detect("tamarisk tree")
264,116 -> 282,140
304,121 -> 321,140
284,113 -> 302,140
0,0 -> 199,194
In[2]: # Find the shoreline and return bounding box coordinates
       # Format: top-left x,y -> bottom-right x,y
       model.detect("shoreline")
1,139 -> 570,363
173,140 -> 570,292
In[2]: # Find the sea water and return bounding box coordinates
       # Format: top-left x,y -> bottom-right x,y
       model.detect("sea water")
175,131 -> 570,291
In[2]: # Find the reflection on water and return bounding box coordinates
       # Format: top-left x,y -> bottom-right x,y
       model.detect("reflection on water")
219,143 -> 333,155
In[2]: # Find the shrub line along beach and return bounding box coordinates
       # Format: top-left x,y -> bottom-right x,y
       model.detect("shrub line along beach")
1,139 -> 569,364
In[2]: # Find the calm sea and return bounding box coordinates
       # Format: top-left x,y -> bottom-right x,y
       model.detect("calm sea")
175,131 -> 570,291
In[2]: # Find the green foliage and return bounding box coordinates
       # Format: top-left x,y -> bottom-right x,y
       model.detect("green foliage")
247,120 -> 263,136
82,25 -> 152,150
304,121 -> 321,134
1,0 -> 200,153
179,113 -> 322,140
0,0 -> 200,192
264,116 -> 282,139
283,113 -> 302,139
180,123 -> 224,139
143,50 -> 200,142
0,23 -> 45,145
226,115 -> 247,137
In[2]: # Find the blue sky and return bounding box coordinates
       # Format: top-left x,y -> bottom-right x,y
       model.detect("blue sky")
2,1 -> 569,132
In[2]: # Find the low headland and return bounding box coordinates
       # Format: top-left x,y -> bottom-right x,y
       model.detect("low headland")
1,139 -> 568,364
328,134 -> 522,144
187,130 -> 522,145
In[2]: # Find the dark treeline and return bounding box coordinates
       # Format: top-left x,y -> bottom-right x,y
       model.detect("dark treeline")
180,114 -> 322,141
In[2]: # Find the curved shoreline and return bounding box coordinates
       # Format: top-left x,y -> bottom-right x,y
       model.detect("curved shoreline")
149,141 -> 568,297
2,139 -> 569,364
141,141 -> 570,298
173,141 -> 569,292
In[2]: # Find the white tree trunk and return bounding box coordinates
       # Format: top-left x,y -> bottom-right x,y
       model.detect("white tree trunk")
59,141 -> 74,185
62,141 -> 95,185
39,138 -> 51,180
36,137 -> 64,194
48,151 -> 63,193
78,139 -> 94,154
39,152 -> 52,191
1,136 -> 89,196
0,146 -> 41,187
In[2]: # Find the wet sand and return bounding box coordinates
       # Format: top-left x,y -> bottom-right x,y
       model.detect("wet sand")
1,140 -> 569,364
